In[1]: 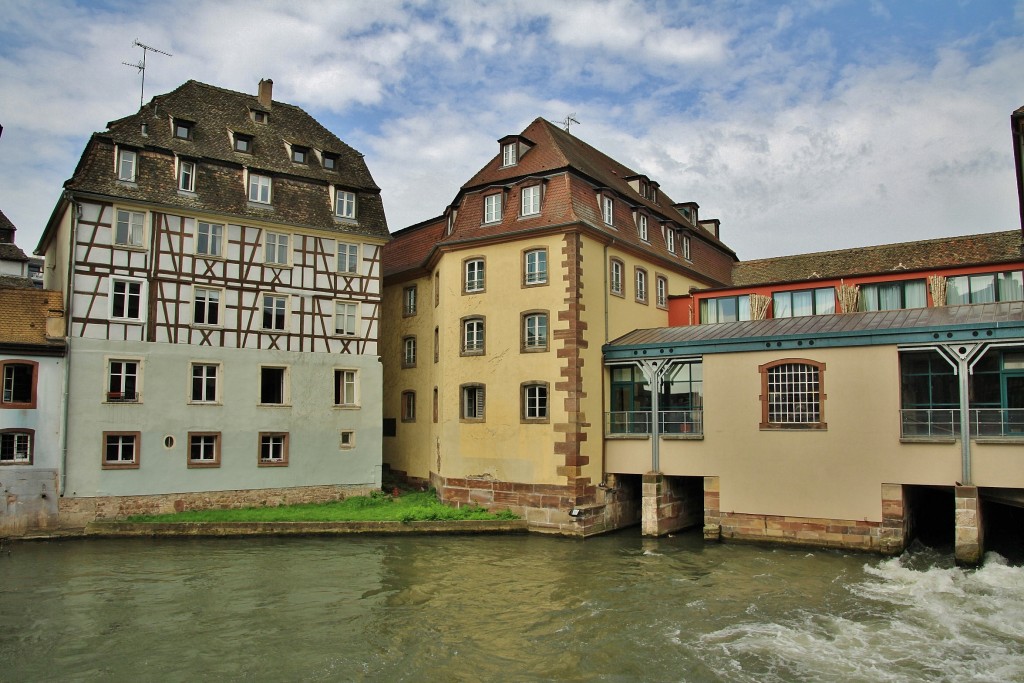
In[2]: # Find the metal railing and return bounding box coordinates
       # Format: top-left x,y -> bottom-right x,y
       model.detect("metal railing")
900,408 -> 1024,438
606,410 -> 703,436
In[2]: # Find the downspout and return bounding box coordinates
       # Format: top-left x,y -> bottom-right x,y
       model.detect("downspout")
59,193 -> 78,497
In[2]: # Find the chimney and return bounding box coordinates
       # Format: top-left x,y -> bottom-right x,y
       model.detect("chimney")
258,78 -> 274,109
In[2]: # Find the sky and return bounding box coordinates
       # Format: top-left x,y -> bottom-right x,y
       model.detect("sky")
1,0 -> 1022,261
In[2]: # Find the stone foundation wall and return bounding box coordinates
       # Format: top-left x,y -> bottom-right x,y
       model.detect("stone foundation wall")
642,473 -> 703,536
57,484 -> 376,529
1,469 -> 60,537
954,485 -> 983,566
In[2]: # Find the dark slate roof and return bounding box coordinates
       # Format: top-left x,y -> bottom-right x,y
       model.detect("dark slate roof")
52,80 -> 387,241
0,207 -> 16,236
0,287 -> 64,349
731,230 -> 1024,286
0,243 -> 28,262
606,302 -> 1024,357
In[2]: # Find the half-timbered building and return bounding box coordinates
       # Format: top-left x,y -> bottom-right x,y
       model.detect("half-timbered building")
36,79 -> 389,522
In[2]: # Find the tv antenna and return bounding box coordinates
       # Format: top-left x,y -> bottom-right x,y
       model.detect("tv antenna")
122,39 -> 172,108
562,113 -> 580,133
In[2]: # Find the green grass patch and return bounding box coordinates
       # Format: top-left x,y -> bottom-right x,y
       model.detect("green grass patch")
125,490 -> 519,523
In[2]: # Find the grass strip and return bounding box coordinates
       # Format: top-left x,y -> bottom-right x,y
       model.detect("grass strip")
125,490 -> 519,523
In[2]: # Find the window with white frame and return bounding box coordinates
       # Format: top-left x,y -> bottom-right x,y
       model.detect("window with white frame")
403,336 -> 417,367
462,317 -> 484,354
522,383 -> 548,421
610,259 -> 623,295
110,279 -> 143,320
484,193 -> 502,223
337,242 -> 359,273
946,271 -> 1024,305
521,186 -> 540,216
0,430 -> 33,464
524,249 -> 547,285
334,369 -> 357,407
656,276 -> 668,308
402,391 -> 416,422
188,433 -> 220,467
179,160 -> 196,192
114,209 -> 145,247
118,149 -> 137,181
335,301 -> 359,336
264,231 -> 289,265
258,432 -> 288,465
759,360 -> 826,429
403,286 -> 417,316
666,228 -> 675,253
340,431 -> 355,449
259,366 -> 287,405
262,294 -> 287,331
859,280 -> 927,312
103,432 -> 139,469
190,363 -> 218,403
635,268 -> 648,303
193,287 -> 221,326
464,258 -> 485,293
772,288 -> 836,318
336,190 -> 356,219
107,359 -> 139,402
638,214 -> 648,241
1,361 -> 35,408
502,143 -> 517,166
701,295 -> 751,324
249,173 -> 272,203
461,384 -> 485,420
196,222 -> 223,257
602,196 -> 614,225
682,235 -> 691,260
522,312 -> 548,351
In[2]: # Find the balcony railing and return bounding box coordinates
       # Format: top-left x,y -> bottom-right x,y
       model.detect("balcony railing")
606,410 -> 703,436
900,408 -> 1024,439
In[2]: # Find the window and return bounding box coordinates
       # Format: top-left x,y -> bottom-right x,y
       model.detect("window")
403,337 -> 417,367
335,301 -> 358,336
610,259 -> 623,295
859,280 -> 927,311
262,294 -> 287,331
0,430 -> 33,464
502,143 -> 517,166
899,351 -> 958,438
234,134 -> 252,153
249,173 -> 272,204
1,361 -> 35,408
336,190 -> 356,219
114,209 -> 145,247
773,288 -> 836,318
522,383 -> 548,421
434,326 -> 439,363
259,366 -> 287,405
118,149 -> 137,181
638,214 -> 648,241
609,362 -> 704,435
174,120 -> 193,139
179,160 -> 196,192
484,193 -> 502,223
665,227 -> 675,253
521,186 -> 540,216
402,391 -> 416,422
107,360 -> 139,402
635,268 -> 648,303
340,431 -> 355,449
337,242 -> 359,273
103,432 -> 140,469
701,295 -> 751,324
196,222 -> 223,257
110,279 -> 143,320
258,433 -> 288,466
947,271 -> 1024,305
403,286 -> 417,316
193,287 -> 221,326
292,146 -> 308,164
464,258 -> 485,293
524,249 -> 547,285
190,363 -> 218,403
523,312 -> 548,351
264,231 -> 289,265
759,360 -> 826,429
188,433 -> 220,468
252,110 -> 268,124
682,235 -> 691,260
656,276 -> 668,308
461,384 -> 485,420
462,317 -> 485,354
334,369 -> 357,407
602,196 -> 614,225
322,153 -> 337,170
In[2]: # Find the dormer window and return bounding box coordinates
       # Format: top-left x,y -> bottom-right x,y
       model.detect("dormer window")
665,228 -> 675,253
234,134 -> 253,153
336,189 -> 356,220
117,149 -> 137,182
323,153 -> 337,170
292,146 -> 308,164
502,143 -> 517,167
638,214 -> 648,241
682,235 -> 691,260
602,195 -> 614,226
252,110 -> 269,124
174,120 -> 194,140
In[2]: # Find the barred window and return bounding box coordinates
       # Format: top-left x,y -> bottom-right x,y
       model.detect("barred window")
759,360 -> 826,429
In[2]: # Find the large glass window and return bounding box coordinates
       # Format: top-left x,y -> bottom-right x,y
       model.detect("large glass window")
947,271 -> 1024,305
899,351 -> 958,437
759,360 -> 825,429
859,279 -> 927,311
773,287 -> 836,318
701,295 -> 750,324
609,365 -> 651,434
660,363 -> 703,434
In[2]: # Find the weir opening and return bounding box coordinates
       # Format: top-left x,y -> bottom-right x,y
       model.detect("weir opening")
905,485 -> 955,550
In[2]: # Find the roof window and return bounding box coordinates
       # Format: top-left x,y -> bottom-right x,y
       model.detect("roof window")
322,153 -> 337,170
291,146 -> 308,164
174,119 -> 194,140
234,133 -> 253,153
252,110 -> 269,124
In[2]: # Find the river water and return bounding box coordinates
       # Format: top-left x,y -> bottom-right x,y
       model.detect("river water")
2,531 -> 1022,682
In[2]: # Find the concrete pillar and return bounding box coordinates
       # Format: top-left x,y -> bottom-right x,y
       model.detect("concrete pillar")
642,473 -> 701,537
954,485 -> 984,566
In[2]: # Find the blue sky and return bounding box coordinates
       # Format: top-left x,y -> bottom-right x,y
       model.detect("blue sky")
1,0 -> 1022,259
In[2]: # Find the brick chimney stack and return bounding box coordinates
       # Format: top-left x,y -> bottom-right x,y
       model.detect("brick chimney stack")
258,78 -> 274,109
